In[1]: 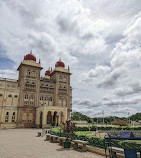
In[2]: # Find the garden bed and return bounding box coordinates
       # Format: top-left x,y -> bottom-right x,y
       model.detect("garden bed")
51,127 -> 141,151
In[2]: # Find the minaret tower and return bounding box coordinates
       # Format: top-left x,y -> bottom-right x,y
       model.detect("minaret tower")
49,58 -> 72,119
17,51 -> 42,127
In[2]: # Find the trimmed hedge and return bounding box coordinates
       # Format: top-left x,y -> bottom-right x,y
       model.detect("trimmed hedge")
75,126 -> 141,131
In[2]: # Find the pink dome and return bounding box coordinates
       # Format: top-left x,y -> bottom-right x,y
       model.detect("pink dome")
45,69 -> 51,76
24,51 -> 36,62
55,59 -> 65,68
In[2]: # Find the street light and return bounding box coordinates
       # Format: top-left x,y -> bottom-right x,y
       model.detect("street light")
128,112 -> 130,126
79,116 -> 81,126
102,110 -> 104,125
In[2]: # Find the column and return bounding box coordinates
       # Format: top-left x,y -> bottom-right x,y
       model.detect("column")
51,112 -> 53,124
42,110 -> 46,129
58,113 -> 61,125
35,109 -> 40,128
1,108 -> 5,123
9,109 -> 12,123
55,114 -> 58,126
62,114 -> 64,123
56,114 -> 59,126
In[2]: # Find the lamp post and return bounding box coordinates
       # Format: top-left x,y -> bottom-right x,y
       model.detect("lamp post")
102,110 -> 104,125
128,112 -> 130,126
79,116 -> 81,126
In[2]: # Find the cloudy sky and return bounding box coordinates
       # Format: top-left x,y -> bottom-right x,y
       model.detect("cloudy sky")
0,0 -> 141,117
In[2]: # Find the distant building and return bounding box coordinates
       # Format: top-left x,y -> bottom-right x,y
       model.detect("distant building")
73,121 -> 88,126
0,51 -> 72,128
131,121 -> 141,127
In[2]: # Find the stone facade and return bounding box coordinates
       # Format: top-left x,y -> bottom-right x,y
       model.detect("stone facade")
0,52 -> 72,128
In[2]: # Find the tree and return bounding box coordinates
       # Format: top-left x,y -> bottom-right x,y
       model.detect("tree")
71,112 -> 92,123
130,113 -> 141,122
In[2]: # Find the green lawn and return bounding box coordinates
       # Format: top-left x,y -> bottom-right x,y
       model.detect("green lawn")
75,131 -> 94,137
51,127 -> 98,137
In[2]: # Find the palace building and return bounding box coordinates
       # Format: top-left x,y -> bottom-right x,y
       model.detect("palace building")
0,51 -> 72,128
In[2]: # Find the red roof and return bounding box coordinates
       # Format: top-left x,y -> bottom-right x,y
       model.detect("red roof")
45,69 -> 51,76
55,59 -> 65,68
24,51 -> 36,62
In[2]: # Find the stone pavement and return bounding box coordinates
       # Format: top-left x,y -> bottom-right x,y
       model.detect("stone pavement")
0,129 -> 104,158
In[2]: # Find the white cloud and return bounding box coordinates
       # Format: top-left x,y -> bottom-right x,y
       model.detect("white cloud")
114,82 -> 141,97
0,69 -> 18,79
80,66 -> 111,83
0,0 -> 141,117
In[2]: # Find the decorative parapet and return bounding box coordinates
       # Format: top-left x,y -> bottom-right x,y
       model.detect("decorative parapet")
0,77 -> 17,82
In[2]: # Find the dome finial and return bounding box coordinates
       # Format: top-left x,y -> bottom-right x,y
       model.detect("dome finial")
30,49 -> 32,54
59,57 -> 61,61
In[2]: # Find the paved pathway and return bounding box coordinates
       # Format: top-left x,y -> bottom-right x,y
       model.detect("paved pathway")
0,129 -> 104,158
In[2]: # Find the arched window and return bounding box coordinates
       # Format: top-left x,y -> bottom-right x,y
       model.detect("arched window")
26,70 -> 30,76
63,76 -> 67,82
25,94 -> 28,99
30,95 -> 34,100
0,93 -> 3,97
49,97 -> 53,106
8,94 -> 12,97
12,112 -> 16,122
32,70 -> 36,77
49,97 -> 52,101
29,101 -> 34,106
24,101 -> 28,105
5,112 -> 9,122
14,95 -> 18,98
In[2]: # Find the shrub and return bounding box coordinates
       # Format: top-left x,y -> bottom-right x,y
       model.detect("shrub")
62,119 -> 76,140
112,120 -> 128,126
64,125 -> 141,131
